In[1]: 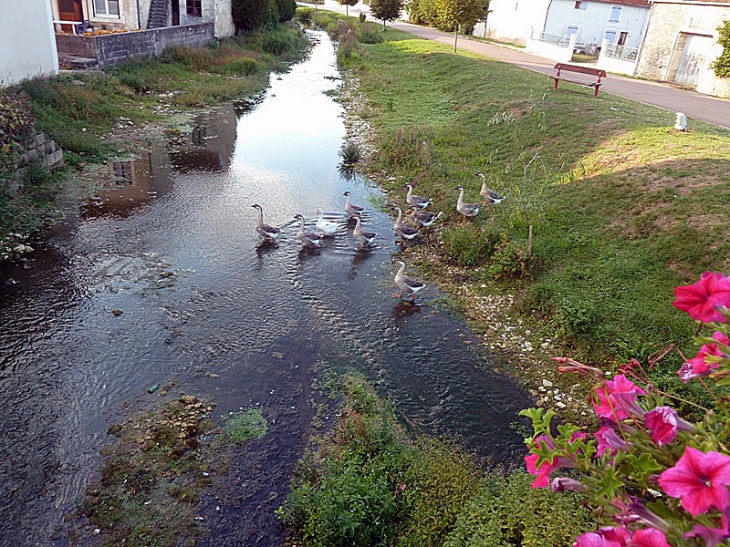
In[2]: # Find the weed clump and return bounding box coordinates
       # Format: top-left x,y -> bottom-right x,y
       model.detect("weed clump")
223,407 -> 268,443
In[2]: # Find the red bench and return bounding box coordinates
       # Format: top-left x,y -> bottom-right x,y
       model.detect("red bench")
552,63 -> 607,97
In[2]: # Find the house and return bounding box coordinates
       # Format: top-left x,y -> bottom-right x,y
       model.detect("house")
49,1 -> 234,39
50,0 -> 235,69
634,0 -> 730,97
480,0 -> 650,52
0,1 -> 59,86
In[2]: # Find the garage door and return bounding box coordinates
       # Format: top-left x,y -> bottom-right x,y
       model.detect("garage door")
675,34 -> 713,86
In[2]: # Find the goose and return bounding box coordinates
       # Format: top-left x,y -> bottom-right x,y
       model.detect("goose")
251,204 -> 280,243
476,173 -> 505,204
343,191 -> 364,218
404,183 -> 430,209
353,214 -> 376,248
294,214 -> 324,249
393,206 -> 419,242
455,186 -> 479,220
394,261 -> 425,302
408,206 -> 442,228
315,208 -> 339,237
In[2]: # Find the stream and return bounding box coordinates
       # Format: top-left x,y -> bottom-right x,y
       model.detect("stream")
0,30 -> 532,545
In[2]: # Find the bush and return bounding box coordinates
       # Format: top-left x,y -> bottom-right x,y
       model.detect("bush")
358,27 -> 385,44
232,0 -> 279,32
444,471 -> 593,546
217,57 -> 262,76
0,90 -> 34,149
442,224 -> 502,267
276,0 -> 297,22
713,20 -> 730,78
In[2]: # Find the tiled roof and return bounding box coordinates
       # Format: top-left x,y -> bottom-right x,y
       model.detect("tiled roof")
589,0 -> 650,6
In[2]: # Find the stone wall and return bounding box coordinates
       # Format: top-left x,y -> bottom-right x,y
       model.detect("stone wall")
56,22 -> 215,68
636,2 -> 730,97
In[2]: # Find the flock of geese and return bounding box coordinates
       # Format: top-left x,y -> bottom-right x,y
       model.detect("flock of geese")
251,172 -> 505,303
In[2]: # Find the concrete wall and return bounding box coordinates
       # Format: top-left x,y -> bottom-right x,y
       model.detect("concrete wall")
527,33 -> 576,62
474,0 -> 551,46
543,0 -> 649,51
214,0 -> 235,38
635,2 -> 730,97
56,22 -> 215,68
0,1 -> 59,86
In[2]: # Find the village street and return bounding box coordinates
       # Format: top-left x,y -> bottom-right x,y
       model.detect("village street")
316,0 -> 730,130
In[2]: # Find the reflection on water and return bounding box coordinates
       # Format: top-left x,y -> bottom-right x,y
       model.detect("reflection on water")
0,30 -> 531,546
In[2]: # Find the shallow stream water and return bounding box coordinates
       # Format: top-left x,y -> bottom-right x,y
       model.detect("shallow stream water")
0,30 -> 532,545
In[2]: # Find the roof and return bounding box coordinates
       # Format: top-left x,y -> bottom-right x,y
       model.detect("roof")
589,0 -> 651,6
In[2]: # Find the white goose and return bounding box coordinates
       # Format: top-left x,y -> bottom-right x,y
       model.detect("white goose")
394,261 -> 425,302
353,215 -> 376,248
404,183 -> 430,209
408,206 -> 442,228
343,191 -> 364,218
393,206 -> 419,242
455,186 -> 479,220
315,208 -> 339,237
476,173 -> 505,204
294,214 -> 324,249
251,204 -> 280,243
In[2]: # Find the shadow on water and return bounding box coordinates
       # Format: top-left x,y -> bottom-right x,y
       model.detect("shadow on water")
0,29 -> 532,546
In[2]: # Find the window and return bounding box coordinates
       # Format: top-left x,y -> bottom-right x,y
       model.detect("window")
609,6 -> 621,22
94,0 -> 120,16
574,1 -> 587,10
186,0 -> 202,17
604,30 -> 617,43
567,25 -> 579,37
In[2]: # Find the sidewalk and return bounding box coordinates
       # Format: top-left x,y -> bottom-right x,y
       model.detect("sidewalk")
311,1 -> 730,130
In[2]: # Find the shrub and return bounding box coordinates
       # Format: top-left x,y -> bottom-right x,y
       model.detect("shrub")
358,27 -> 385,44
217,57 -> 262,76
442,224 -> 502,267
339,142 -> 360,165
232,0 -> 279,32
487,236 -> 531,280
276,0 -> 297,22
713,20 -> 730,78
0,90 -> 34,149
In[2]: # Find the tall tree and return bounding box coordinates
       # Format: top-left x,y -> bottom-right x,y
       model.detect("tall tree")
338,0 -> 359,17
434,0 -> 488,52
370,0 -> 404,30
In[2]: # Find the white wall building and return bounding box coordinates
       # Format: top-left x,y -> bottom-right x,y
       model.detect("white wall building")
477,0 -> 552,46
0,1 -> 59,86
542,0 -> 650,52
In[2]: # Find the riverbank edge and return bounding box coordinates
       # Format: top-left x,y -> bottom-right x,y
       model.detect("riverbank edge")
336,73 -> 593,425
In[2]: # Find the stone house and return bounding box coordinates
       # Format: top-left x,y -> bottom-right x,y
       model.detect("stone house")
49,0 -> 234,39
0,1 -> 59,86
478,0 -> 650,50
635,0 -> 730,97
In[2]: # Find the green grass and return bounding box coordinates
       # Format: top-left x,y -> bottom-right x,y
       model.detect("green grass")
223,407 -> 268,443
327,20 -> 730,374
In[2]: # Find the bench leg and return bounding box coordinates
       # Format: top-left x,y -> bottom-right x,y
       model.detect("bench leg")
594,85 -> 599,97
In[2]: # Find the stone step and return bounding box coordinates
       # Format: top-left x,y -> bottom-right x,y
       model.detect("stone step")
59,54 -> 99,70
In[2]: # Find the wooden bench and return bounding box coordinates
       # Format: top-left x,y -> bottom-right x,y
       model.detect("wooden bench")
552,63 -> 607,97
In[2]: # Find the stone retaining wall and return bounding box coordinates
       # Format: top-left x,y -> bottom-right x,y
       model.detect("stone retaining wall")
56,22 -> 215,69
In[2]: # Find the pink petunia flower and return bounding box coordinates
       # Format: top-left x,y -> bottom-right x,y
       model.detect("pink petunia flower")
644,406 -> 696,446
683,524 -> 730,547
574,527 -> 630,547
593,375 -> 646,421
678,331 -> 729,383
673,272 -> 730,323
596,425 -> 629,457
552,476 -> 587,492
630,528 -> 671,547
525,433 -> 582,488
658,446 -> 730,516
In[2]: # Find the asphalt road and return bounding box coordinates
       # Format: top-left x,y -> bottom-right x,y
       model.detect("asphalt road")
314,1 -> 730,130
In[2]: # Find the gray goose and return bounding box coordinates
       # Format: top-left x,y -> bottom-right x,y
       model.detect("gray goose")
404,183 -> 430,209
343,191 -> 364,218
393,206 -> 419,242
455,186 -> 479,220
294,214 -> 324,249
476,173 -> 505,204
408,206 -> 442,228
394,261 -> 425,302
251,204 -> 280,243
353,215 -> 376,248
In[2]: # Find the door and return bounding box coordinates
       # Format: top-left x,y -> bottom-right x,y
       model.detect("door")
58,0 -> 84,33
171,0 -> 180,26
618,32 -> 628,46
675,34 -> 713,87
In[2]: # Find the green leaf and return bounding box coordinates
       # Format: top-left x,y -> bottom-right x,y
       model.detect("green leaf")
595,467 -> 624,500
628,453 -> 663,484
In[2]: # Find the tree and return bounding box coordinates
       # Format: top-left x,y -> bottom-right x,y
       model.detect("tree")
370,0 -> 404,30
338,0 -> 359,17
275,0 -> 297,22
232,0 -> 279,32
713,20 -> 730,78
434,0 -> 489,52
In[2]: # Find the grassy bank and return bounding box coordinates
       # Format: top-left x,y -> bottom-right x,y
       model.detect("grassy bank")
307,10 -> 730,394
278,374 -> 592,546
0,23 -> 309,245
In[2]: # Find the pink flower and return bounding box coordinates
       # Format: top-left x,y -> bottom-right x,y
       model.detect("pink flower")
644,406 -> 695,446
596,426 -> 629,457
630,528 -> 671,547
683,525 -> 730,547
552,476 -> 587,492
673,272 -> 730,323
525,434 -> 581,488
658,446 -> 730,516
593,375 -> 646,421
574,527 -> 630,547
679,331 -> 729,383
